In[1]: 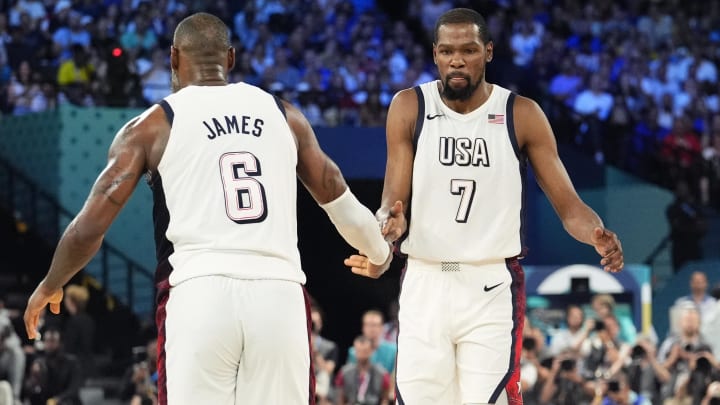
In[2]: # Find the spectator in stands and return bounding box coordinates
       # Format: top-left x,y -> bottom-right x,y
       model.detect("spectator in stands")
682,348 -> 719,405
0,310 -> 24,404
310,303 -> 339,379
139,47 -> 171,104
52,11 -> 92,62
381,300 -> 398,345
591,370 -> 652,405
520,331 -> 543,404
699,117 -> 720,208
666,180 -> 707,272
550,304 -> 588,356
674,271 -> 718,322
660,117 -> 703,189
346,310 -> 396,374
23,327 -> 83,405
120,15 -> 157,55
620,335 -> 670,404
581,315 -> 629,381
658,305 -> 712,401
119,337 -> 158,404
335,335 -> 391,405
573,73 -> 614,164
57,44 -> 95,106
591,294 -> 637,346
540,351 -> 592,405
62,285 -> 95,378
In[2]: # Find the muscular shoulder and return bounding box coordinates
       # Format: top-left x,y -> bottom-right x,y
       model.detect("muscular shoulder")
387,88 -> 420,139
388,88 -> 419,116
113,104 -> 170,172
511,94 -> 552,150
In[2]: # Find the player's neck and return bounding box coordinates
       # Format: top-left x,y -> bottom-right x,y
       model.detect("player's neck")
189,65 -> 228,87
441,81 -> 493,114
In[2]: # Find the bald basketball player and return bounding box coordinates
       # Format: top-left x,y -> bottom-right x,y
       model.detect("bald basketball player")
24,12 -> 394,405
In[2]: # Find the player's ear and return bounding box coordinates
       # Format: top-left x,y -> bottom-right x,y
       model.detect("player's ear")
170,46 -> 179,71
485,41 -> 494,63
432,43 -> 438,65
227,47 -> 235,72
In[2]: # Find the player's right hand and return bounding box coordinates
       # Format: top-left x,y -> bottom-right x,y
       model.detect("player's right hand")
590,227 -> 623,273
24,283 -> 63,340
381,200 -> 406,242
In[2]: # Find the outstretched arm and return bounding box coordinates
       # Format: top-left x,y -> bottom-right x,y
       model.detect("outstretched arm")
343,89 -> 416,278
516,96 -> 623,272
376,88 -> 416,242
24,109 -> 157,339
285,100 -> 390,269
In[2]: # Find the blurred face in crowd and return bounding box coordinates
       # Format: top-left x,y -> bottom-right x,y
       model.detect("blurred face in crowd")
354,338 -> 373,364
362,312 -> 384,343
567,306 -> 584,330
43,330 -> 62,354
147,339 -> 158,363
690,271 -> 708,296
680,308 -> 700,337
433,22 -> 492,101
311,309 -> 323,334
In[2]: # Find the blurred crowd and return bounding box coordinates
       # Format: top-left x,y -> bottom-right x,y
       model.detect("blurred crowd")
1,0 -> 720,403
0,0 -> 719,210
4,272 -> 719,405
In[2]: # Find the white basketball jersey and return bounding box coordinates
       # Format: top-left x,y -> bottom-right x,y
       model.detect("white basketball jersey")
400,81 -> 527,262
152,83 -> 303,286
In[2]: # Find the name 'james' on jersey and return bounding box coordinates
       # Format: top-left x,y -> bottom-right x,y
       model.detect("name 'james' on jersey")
400,81 -> 527,262
152,83 -> 303,286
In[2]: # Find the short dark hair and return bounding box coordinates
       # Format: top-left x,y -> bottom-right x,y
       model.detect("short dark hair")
173,12 -> 231,58
434,8 -> 491,44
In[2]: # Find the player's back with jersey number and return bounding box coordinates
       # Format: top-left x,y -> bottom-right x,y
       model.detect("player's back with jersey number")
154,82 -> 303,286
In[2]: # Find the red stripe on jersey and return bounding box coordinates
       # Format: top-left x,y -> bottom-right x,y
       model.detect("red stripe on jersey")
302,287 -> 317,405
155,279 -> 171,405
489,258 -> 526,404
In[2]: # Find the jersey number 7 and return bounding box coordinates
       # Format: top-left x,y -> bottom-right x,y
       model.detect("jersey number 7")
450,179 -> 476,223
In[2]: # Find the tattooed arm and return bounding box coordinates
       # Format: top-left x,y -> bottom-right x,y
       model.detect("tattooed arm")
25,106 -> 168,339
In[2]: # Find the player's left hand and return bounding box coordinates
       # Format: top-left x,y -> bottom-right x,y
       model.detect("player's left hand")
344,247 -> 392,279
590,227 -> 623,273
24,283 -> 63,340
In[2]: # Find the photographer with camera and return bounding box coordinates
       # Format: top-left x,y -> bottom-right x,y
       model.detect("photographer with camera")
590,371 -> 651,405
581,315 -> 629,381
679,348 -> 719,405
658,305 -> 713,401
539,352 -> 593,405
621,336 -> 670,404
118,337 -> 158,404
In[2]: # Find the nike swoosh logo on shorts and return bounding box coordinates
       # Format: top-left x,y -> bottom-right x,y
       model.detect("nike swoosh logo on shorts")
426,113 -> 444,120
484,282 -> 503,292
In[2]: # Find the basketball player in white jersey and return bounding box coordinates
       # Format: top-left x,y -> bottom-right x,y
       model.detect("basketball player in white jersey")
24,13 -> 396,405
345,8 -> 624,405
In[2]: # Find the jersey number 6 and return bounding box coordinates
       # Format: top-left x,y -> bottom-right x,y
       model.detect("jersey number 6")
219,152 -> 268,224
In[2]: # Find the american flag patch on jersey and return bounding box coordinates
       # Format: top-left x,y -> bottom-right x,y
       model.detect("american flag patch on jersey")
488,114 -> 505,124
